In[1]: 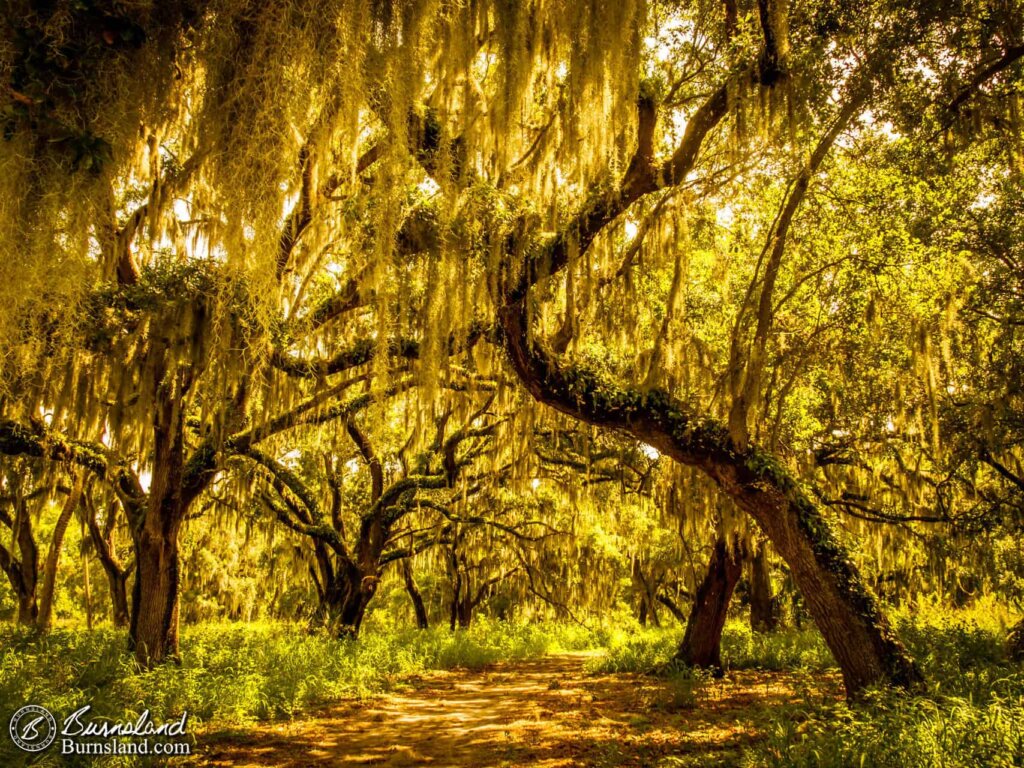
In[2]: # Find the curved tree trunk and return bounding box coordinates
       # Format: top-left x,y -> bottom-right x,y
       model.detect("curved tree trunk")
499,306 -> 922,697
749,540 -> 779,632
0,496 -> 40,626
85,497 -> 132,628
37,478 -> 83,632
401,559 -> 429,629
656,593 -> 688,624
676,536 -> 743,669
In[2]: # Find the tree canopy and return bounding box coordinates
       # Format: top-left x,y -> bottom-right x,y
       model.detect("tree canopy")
1,0 -> 1024,700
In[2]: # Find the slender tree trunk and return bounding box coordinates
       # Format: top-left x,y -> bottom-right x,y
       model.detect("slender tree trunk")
82,524 -> 93,631
448,548 -> 462,631
657,593 -> 688,623
37,478 -> 83,632
12,497 -> 39,626
675,536 -> 744,669
401,559 -> 429,629
1009,617 -> 1024,662
632,559 -> 661,627
85,497 -> 132,628
107,567 -> 130,628
499,307 -> 923,696
749,541 -> 779,632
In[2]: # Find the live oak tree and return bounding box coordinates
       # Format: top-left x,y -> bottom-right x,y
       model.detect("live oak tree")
241,384 -> 520,636
2,0 -> 1024,697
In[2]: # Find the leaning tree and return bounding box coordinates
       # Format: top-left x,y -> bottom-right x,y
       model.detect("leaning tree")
3,0 -> 1023,695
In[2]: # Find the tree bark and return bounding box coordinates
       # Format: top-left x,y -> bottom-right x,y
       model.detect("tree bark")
632,559 -> 661,627
129,383 -> 191,665
401,559 -> 429,629
0,496 -> 40,626
37,478 -> 83,632
130,514 -> 183,663
85,498 -> 132,628
452,595 -> 474,629
314,560 -> 373,636
675,536 -> 744,669
1009,617 -> 1024,662
749,540 -> 779,632
499,305 -> 923,697
657,593 -> 688,623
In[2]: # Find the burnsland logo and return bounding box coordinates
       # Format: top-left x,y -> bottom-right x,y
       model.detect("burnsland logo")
9,705 -> 57,752
8,704 -> 191,757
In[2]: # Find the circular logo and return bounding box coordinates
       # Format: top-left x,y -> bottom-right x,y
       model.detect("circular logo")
9,705 -> 57,752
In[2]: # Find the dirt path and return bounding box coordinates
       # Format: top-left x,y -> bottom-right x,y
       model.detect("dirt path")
194,653 -> 841,768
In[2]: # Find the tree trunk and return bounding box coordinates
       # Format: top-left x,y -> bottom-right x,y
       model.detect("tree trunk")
675,536 -> 744,669
82,520 -> 93,631
401,559 -> 429,629
314,561 -> 372,636
10,497 -> 39,626
657,593 -> 688,623
129,395 -> 189,665
37,478 -> 83,632
16,587 -> 38,626
107,567 -> 131,628
448,548 -> 462,631
1009,617 -> 1024,662
499,307 -> 923,696
85,496 -> 132,628
130,516 -> 183,664
749,540 -> 779,632
632,559 -> 661,627
454,595 -> 474,628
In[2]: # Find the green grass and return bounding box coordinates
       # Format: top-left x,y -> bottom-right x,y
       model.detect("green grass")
1,603 -> 1021,768
0,616 -> 578,767
0,617 -> 565,725
745,687 -> 1024,768
579,602 -> 1024,768
745,599 -> 1024,768
583,619 -> 833,674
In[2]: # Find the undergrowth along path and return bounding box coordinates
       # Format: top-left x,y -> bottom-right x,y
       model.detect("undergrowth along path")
193,652 -> 841,768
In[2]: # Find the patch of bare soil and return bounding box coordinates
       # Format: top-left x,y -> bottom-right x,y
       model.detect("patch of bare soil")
190,653 -> 841,768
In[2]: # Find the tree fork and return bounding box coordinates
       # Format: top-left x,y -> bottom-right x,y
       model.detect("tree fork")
401,559 -> 429,630
675,535 -> 744,670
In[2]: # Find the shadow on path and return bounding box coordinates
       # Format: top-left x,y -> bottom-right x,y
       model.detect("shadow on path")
193,653 -> 841,767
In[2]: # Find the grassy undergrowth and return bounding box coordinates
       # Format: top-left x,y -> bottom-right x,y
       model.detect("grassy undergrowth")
585,620 -> 833,675
1,602 -> 1021,768
586,600 -> 1024,768
745,601 -> 1024,768
0,618 -> 572,727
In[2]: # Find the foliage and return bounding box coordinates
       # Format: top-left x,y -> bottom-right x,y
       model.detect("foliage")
745,603 -> 1024,768
585,619 -> 833,675
746,685 -> 1024,768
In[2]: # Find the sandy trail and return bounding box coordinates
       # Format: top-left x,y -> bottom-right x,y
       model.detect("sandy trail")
193,653 -> 840,768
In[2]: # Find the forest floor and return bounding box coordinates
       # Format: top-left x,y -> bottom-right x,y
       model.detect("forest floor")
188,652 -> 843,768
